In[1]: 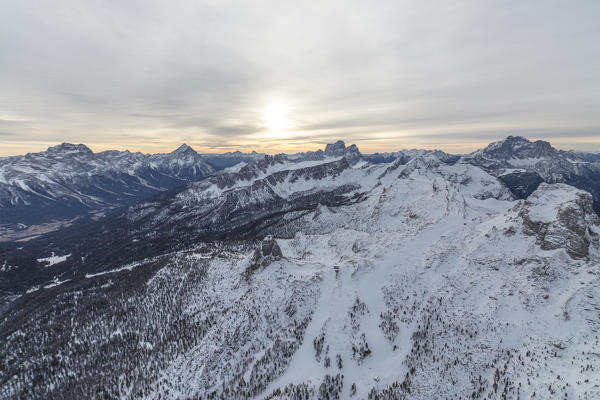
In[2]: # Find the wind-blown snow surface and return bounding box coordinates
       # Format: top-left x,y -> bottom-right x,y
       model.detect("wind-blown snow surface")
1,148 -> 599,399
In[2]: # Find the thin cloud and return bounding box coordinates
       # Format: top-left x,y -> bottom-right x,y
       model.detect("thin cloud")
0,0 -> 599,155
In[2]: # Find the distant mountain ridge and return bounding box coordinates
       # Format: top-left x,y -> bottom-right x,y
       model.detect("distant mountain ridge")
1,136 -> 599,242
0,144 -> 262,240
462,135 -> 600,212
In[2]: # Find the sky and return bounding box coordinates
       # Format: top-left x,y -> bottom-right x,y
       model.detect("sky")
1,0 -> 599,156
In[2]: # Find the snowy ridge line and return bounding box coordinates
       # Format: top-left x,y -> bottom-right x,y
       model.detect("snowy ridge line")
83,249 -> 216,279
84,263 -> 143,278
36,252 -> 71,267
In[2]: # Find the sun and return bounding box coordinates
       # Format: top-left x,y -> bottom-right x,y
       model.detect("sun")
263,102 -> 288,132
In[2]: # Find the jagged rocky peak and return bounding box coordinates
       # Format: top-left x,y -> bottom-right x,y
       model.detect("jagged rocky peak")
243,153 -> 288,174
249,235 -> 283,271
204,153 -> 289,190
497,170 -> 544,199
461,135 -> 600,215
483,135 -> 558,159
0,141 -> 217,236
516,183 -> 600,259
46,142 -> 93,155
392,151 -> 444,178
324,140 -> 347,156
323,140 -> 362,165
171,143 -> 198,156
344,143 -> 361,165
410,151 -> 444,167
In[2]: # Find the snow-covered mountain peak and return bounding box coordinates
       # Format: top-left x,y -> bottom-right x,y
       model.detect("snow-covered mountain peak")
475,135 -> 558,161
405,151 -> 444,169
380,150 -> 447,180
462,136 -> 600,214
0,144 -> 215,238
524,183 -> 594,221
365,148 -> 459,167
211,153 -> 290,187
170,143 -> 197,156
158,144 -> 206,168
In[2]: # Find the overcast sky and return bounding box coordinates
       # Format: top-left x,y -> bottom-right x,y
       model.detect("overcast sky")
1,0 -> 599,156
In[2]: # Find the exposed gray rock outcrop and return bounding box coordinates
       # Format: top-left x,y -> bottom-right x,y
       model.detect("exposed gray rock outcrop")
324,140 -> 347,157
323,140 -> 362,165
518,183 -> 600,259
344,144 -> 361,166
249,235 -> 283,270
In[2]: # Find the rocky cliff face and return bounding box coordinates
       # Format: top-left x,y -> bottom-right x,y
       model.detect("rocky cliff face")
248,235 -> 284,272
324,140 -> 347,157
516,183 -> 600,258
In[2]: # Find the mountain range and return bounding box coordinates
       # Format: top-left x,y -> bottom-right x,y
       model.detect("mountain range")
0,144 -> 262,240
0,136 -> 599,399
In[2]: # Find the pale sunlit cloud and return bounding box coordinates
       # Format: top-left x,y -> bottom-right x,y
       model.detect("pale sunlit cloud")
0,0 -> 599,156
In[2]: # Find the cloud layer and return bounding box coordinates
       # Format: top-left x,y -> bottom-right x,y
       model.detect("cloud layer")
1,0 -> 599,155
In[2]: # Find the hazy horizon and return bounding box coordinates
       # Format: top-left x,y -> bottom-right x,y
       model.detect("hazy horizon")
1,1 -> 599,156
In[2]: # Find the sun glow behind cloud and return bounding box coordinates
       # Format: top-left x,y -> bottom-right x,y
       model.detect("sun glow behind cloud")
262,101 -> 291,138
264,103 -> 287,131
0,1 -> 599,156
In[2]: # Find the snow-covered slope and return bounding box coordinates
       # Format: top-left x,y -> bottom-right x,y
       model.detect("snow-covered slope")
1,140 -> 599,399
364,148 -> 459,165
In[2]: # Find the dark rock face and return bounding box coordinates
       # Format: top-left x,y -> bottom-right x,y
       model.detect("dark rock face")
320,140 -> 363,165
250,235 -> 283,270
344,144 -> 362,166
47,142 -> 94,155
324,140 -> 347,157
498,171 -> 544,199
483,136 -> 558,160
